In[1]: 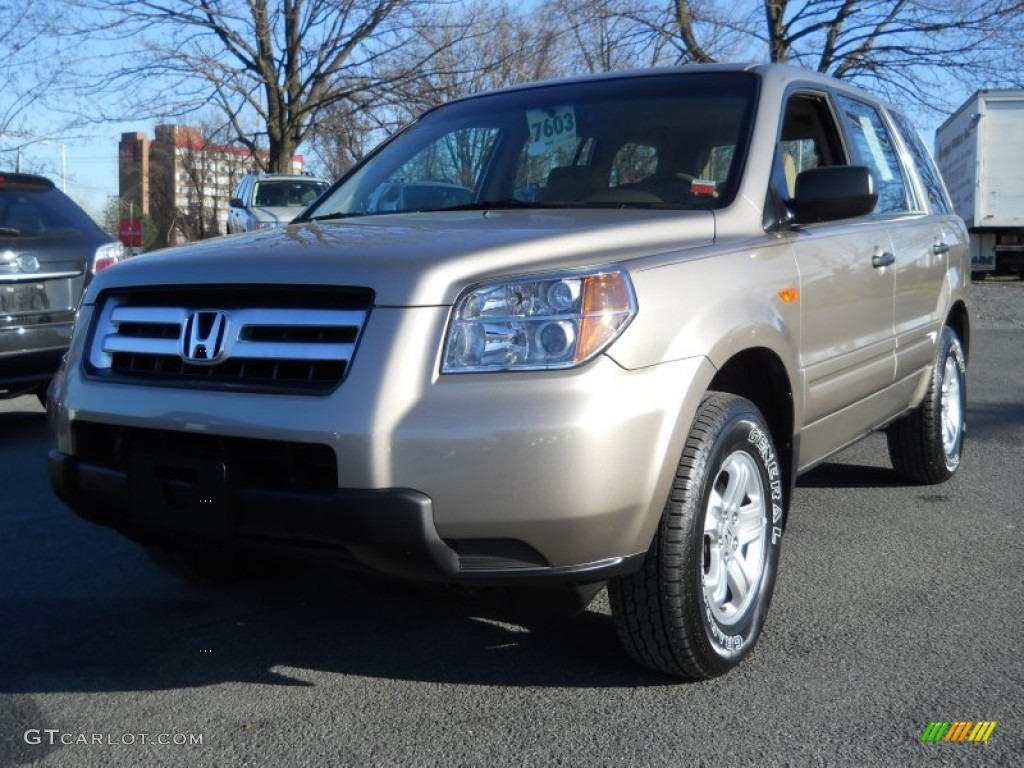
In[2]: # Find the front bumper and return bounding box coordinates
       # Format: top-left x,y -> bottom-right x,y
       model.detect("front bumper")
48,448 -> 645,583
49,305 -> 716,582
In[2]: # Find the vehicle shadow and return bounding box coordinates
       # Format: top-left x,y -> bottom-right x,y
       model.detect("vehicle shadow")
797,397 -> 1021,490
797,461 -> 905,489
0,548 -> 683,697
0,408 -> 46,444
965,401 -> 1024,442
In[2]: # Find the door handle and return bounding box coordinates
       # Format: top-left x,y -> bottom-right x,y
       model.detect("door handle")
933,242 -> 950,255
872,251 -> 895,268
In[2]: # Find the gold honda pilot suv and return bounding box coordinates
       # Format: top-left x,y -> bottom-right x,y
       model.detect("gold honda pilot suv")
48,64 -> 971,679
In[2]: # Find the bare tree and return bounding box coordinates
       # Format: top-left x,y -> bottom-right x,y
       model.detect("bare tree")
626,1 -> 1024,111
308,0 -> 564,177
306,104 -> 380,179
0,2 -> 69,167
549,0 -> 666,73
67,0 -> 434,172
383,0 -> 563,117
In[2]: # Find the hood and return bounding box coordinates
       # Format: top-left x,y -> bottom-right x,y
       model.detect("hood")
87,209 -> 716,306
251,206 -> 303,225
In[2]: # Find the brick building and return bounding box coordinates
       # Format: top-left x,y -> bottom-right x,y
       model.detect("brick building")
118,126 -> 299,247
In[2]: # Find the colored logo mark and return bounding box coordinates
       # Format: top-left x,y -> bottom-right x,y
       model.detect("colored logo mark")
920,720 -> 997,742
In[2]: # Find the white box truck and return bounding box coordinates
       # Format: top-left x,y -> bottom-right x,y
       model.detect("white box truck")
936,89 -> 1024,279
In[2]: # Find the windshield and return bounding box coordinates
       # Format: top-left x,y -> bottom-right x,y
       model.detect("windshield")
303,71 -> 758,220
252,179 -> 329,208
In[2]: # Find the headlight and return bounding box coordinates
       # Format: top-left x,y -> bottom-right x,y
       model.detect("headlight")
442,268 -> 636,373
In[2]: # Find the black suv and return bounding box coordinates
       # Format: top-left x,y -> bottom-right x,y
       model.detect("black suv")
1,172 -> 124,402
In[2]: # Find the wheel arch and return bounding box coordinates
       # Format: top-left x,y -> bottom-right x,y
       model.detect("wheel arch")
707,347 -> 795,512
945,299 -> 972,362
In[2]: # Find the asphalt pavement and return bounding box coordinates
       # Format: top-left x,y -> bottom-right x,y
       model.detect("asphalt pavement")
1,310 -> 1021,766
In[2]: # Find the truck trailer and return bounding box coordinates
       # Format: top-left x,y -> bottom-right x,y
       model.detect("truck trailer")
936,89 -> 1024,279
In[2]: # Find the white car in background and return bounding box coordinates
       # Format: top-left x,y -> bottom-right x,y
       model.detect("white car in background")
226,173 -> 329,233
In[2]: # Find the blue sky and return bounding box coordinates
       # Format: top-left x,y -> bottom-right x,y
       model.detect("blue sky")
12,124 -> 142,219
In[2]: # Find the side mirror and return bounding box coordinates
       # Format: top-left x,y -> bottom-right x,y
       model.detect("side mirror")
229,197 -> 244,208
791,166 -> 877,223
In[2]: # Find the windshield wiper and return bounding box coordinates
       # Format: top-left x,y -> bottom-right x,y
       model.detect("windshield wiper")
305,211 -> 356,222
436,199 -> 571,212
0,227 -> 21,236
306,199 -> 564,221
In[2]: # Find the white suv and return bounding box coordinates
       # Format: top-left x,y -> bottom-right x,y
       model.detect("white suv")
226,173 -> 329,233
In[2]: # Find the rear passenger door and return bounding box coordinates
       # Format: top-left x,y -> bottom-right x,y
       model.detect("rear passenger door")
890,108 -> 965,382
833,94 -> 954,386
775,91 -> 897,465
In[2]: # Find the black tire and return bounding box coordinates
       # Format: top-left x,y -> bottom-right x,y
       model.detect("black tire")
609,393 -> 784,679
887,326 -> 966,484
970,271 -> 986,283
142,544 -> 244,584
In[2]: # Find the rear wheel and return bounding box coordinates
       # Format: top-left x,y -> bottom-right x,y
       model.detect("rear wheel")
609,393 -> 784,679
887,326 -> 966,484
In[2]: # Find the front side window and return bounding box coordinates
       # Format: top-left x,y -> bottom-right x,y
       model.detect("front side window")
834,94 -> 912,214
774,92 -> 846,200
302,73 -> 758,220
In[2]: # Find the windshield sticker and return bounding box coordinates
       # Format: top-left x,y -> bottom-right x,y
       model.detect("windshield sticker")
857,116 -> 895,181
526,105 -> 577,156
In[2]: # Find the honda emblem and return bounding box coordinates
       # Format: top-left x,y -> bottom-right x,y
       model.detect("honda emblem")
182,310 -> 229,364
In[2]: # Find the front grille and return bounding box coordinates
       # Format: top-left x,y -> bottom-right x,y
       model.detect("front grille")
73,421 -> 338,493
86,286 -> 373,392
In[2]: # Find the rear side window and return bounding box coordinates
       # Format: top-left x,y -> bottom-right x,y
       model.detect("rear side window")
834,94 -> 911,213
0,186 -> 102,237
888,110 -> 952,215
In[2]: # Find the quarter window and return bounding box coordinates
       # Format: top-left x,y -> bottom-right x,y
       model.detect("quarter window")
888,110 -> 951,215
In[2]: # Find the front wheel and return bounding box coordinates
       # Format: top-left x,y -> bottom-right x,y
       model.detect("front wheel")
887,326 -> 966,484
609,393 -> 784,679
